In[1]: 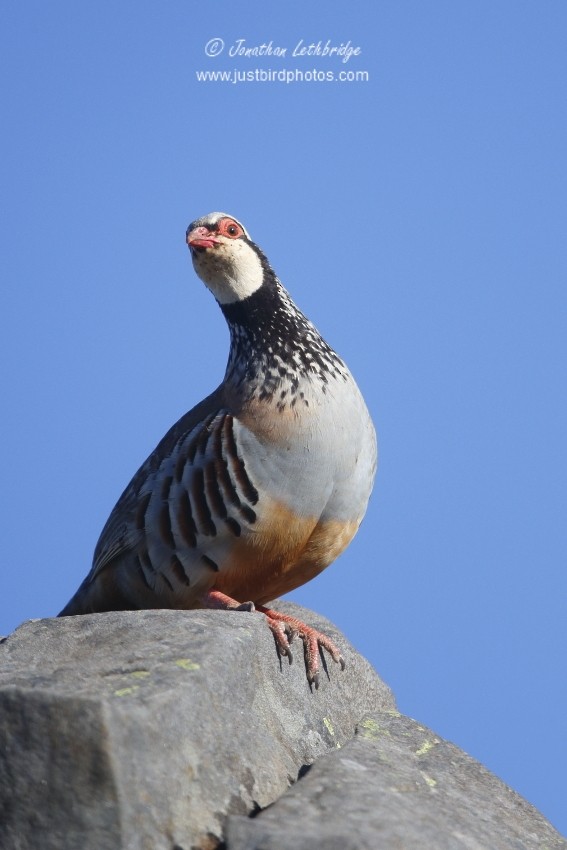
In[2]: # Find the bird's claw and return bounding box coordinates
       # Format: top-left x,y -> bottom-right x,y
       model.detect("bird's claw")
259,606 -> 345,686
267,617 -> 294,665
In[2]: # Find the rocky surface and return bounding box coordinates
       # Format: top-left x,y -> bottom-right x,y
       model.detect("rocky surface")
0,601 -> 565,850
227,710 -> 567,850
0,602 -> 393,850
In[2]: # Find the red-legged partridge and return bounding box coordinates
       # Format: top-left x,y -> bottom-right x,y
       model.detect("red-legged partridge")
59,212 -> 377,686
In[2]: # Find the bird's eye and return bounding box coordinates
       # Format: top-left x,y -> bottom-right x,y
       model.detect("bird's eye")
218,218 -> 244,239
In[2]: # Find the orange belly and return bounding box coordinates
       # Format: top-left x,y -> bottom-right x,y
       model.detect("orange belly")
213,500 -> 360,605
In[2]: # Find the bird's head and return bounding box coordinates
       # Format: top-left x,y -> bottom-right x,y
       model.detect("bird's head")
186,212 -> 265,305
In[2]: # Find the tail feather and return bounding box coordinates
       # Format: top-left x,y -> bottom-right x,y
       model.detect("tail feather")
58,572 -> 134,616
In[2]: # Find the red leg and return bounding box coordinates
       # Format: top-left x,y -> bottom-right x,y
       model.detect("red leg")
202,590 -> 293,659
202,589 -> 256,612
201,590 -> 345,688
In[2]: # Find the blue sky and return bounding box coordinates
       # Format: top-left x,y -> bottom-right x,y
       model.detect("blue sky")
2,1 -> 566,836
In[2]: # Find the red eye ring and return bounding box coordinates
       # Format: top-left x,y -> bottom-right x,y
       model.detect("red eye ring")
218,218 -> 244,239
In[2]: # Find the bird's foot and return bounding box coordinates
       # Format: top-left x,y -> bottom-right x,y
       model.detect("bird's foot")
258,606 -> 346,689
201,591 -> 345,687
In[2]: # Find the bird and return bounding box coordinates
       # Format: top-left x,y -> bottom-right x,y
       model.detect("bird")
59,211 -> 377,687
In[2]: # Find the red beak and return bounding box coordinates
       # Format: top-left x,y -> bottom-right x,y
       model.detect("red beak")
187,226 -> 219,251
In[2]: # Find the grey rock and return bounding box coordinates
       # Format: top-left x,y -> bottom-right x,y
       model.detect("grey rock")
2,602 -> 563,850
0,602 -> 393,850
227,710 -> 567,850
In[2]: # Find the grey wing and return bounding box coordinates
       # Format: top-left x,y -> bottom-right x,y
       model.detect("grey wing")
89,403 -> 262,595
88,389 -> 226,580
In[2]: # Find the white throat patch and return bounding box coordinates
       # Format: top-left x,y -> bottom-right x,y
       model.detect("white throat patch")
192,239 -> 264,305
